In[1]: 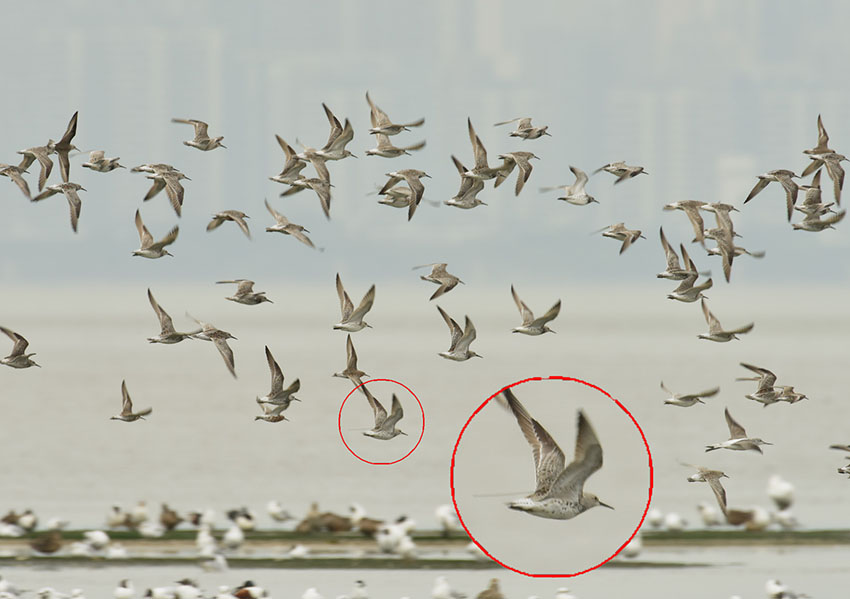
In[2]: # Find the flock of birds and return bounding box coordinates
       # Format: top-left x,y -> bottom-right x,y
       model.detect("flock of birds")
0,94 -> 844,598
0,572 -> 811,599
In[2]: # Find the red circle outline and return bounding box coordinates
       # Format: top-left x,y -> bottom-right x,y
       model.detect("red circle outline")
338,378 -> 425,465
450,375 -> 654,577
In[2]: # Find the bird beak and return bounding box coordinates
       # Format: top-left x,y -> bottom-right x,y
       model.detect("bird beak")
220,144 -> 228,149
424,173 -> 432,178
599,501 -> 615,510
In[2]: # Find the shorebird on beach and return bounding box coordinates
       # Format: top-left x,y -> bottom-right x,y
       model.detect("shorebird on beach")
447,155 -> 486,209
594,161 -> 648,184
541,166 -> 596,205
17,144 -> 53,191
133,164 -> 190,217
0,326 -> 39,368
510,285 -> 560,335
598,222 -> 645,254
493,117 -> 550,140
697,298 -> 753,342
334,274 -> 376,332
132,210 -> 178,259
110,381 -> 152,422
207,210 -> 251,239
216,280 -> 272,305
657,227 -> 698,280
663,200 -> 706,245
146,289 -> 200,344
362,387 -> 406,440
256,345 -> 301,415
744,169 -> 799,221
494,152 -> 539,196
171,118 -> 226,151
0,163 -> 32,199
188,315 -> 237,378
32,182 -> 85,233
379,169 -> 430,220
432,576 -> 465,599
475,579 -> 504,599
437,306 -> 481,361
263,199 -> 315,248
501,387 -> 613,519
48,111 -> 79,183
333,334 -> 369,386
661,381 -> 719,407
366,91 -> 425,136
684,464 -> 729,515
415,263 -> 464,300
81,150 -> 124,172
705,408 -> 772,453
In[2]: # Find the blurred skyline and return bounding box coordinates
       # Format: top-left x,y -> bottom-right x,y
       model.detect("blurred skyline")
1,1 -> 849,287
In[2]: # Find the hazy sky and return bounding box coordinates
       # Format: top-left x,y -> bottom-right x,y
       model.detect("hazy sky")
1,1 -> 848,288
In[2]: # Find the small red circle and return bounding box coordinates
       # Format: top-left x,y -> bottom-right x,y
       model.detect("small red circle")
338,378 -> 425,465
450,375 -> 654,577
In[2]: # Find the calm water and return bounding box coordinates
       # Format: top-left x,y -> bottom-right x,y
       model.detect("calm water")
2,283 -> 849,588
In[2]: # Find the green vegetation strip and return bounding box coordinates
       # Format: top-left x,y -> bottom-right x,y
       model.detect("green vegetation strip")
0,556 -> 710,569
642,529 -> 850,545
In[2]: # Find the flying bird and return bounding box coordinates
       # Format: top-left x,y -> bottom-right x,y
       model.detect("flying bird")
437,306 -> 481,361
171,118 -> 226,151
362,387 -> 406,440
0,326 -> 39,369
207,210 -> 251,239
493,117 -> 550,140
132,210 -> 178,259
510,285 -> 560,335
334,274 -> 376,332
705,408 -> 772,453
501,388 -> 612,519
110,381 -> 152,422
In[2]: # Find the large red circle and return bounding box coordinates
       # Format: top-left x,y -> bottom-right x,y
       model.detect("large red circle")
449,375 -> 654,577
338,378 -> 425,465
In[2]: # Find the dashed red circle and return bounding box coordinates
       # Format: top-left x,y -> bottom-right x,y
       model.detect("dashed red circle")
338,378 -> 425,465
450,375 -> 653,577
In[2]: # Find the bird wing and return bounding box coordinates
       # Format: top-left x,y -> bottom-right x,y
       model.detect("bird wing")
468,118 -> 488,169
493,117 -> 521,127
289,227 -> 316,249
825,157 -> 845,205
143,177 -> 166,201
5,168 -> 31,199
345,334 -> 358,370
265,345 -> 284,393
63,187 -> 82,233
659,227 -> 681,270
510,285 -> 535,326
701,298 -> 722,334
514,155 -> 533,196
148,289 -> 176,335
502,387 -> 565,497
531,300 -> 561,328
121,380 -> 133,415
456,316 -> 477,353
429,278 -> 458,301
546,410 -> 604,501
363,385 -> 387,428
320,103 -> 343,149
779,177 -> 799,221
336,274 -> 354,320
724,407 -> 748,439
135,210 -> 154,247
366,91 -> 391,128
437,305 -> 462,350
383,394 -> 404,429
152,225 -> 179,251
744,178 -> 769,203
350,285 -> 376,322
265,198 -> 287,225
569,165 -> 589,193
814,114 -> 830,153
0,326 -> 28,356
213,338 -> 237,379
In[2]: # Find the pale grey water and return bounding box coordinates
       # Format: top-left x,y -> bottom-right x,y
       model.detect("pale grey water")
2,283 -> 849,586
